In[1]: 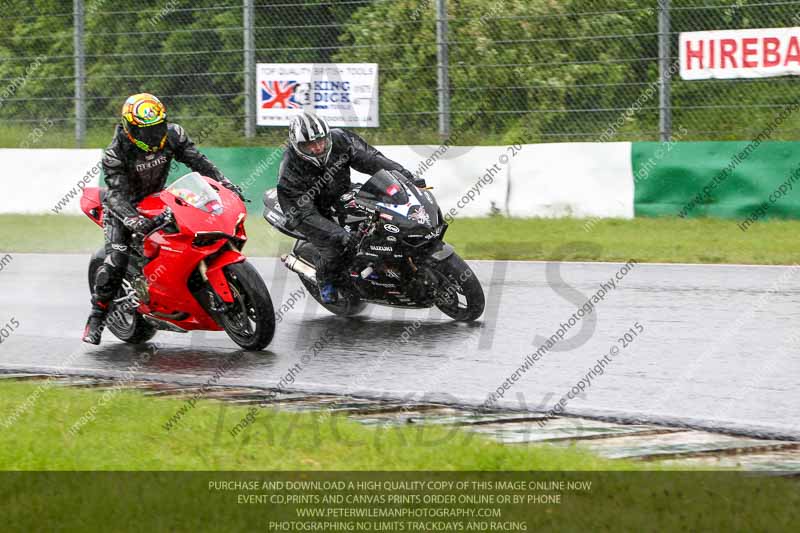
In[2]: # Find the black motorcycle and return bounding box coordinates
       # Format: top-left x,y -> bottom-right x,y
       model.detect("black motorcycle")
263,170 -> 485,321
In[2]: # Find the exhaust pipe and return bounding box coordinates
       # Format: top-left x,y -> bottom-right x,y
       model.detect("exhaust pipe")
143,315 -> 188,333
281,254 -> 317,282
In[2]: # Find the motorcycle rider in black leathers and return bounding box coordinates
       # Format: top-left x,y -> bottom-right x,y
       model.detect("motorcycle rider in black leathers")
277,112 -> 425,303
82,93 -> 245,344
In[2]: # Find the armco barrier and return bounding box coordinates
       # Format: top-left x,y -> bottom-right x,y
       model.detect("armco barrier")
168,147 -> 284,214
633,141 -> 800,219
8,142 -> 800,221
132,145 -> 513,218
0,143 -> 643,220
0,148 -> 103,216
378,145 -> 511,219
507,142 -> 634,219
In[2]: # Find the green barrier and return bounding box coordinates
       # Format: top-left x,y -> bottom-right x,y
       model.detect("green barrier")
632,141 -> 800,219
170,147 -> 284,214
102,147 -> 285,215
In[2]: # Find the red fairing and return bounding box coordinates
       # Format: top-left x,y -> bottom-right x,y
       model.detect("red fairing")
205,250 -> 247,303
80,187 -> 104,227
83,175 -> 249,332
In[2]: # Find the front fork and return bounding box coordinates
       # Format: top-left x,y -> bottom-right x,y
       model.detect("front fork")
418,242 -> 458,303
199,249 -> 246,311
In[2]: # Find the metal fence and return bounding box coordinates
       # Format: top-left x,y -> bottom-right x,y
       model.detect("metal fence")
1,0 -> 799,148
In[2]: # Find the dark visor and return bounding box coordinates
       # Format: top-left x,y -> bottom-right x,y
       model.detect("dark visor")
130,122 -> 167,148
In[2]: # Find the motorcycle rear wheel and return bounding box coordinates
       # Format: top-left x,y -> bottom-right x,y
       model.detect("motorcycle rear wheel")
88,252 -> 157,344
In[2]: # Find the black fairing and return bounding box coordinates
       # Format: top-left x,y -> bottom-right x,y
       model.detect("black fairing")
355,170 -> 441,233
262,188 -> 307,240
266,171 -> 450,308
345,170 -> 448,307
356,169 -> 409,205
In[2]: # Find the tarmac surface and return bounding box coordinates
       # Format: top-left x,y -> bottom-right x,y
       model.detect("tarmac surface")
1,253 -> 798,440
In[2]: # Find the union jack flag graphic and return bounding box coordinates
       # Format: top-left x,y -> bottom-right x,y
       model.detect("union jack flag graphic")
260,80 -> 300,109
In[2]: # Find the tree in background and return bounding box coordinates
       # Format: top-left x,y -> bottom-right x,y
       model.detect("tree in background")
1,0 -> 799,146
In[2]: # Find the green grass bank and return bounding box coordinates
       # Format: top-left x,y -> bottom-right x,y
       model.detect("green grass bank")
0,381 -> 797,531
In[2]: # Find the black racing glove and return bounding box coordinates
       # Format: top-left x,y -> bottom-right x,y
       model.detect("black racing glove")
123,215 -> 156,235
339,230 -> 357,252
221,179 -> 247,201
398,168 -> 426,188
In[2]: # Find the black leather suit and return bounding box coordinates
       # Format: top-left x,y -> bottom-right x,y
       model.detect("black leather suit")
276,128 -> 413,284
93,123 -> 227,305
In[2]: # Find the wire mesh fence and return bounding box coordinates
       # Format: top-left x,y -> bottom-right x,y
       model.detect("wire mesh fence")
0,0 -> 799,148
670,0 -> 800,141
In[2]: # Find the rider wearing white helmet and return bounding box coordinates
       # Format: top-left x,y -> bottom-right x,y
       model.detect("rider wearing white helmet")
277,111 -> 425,303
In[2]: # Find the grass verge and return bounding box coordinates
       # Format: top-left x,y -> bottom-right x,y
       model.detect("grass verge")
2,214 -> 800,264
445,216 -> 800,264
0,381 -> 797,531
0,381 -> 627,471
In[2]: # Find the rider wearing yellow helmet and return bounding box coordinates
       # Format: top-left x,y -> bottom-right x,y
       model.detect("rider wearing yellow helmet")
82,93 -> 245,344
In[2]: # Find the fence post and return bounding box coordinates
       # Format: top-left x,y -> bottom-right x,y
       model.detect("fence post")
658,0 -> 672,142
436,0 -> 450,139
74,0 -> 86,147
244,0 -> 256,139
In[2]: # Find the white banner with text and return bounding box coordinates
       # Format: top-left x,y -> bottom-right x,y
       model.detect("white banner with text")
681,27 -> 800,80
256,63 -> 379,127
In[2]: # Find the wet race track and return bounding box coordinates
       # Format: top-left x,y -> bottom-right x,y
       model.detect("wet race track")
1,253 -> 799,440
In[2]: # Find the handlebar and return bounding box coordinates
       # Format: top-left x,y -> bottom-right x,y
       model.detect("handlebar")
150,207 -> 173,229
132,208 -> 174,244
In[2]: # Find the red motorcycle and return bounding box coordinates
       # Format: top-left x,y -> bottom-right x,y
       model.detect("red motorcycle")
80,172 -> 275,350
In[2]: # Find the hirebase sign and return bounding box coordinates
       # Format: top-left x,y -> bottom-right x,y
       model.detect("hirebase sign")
680,27 -> 800,80
256,63 -> 379,127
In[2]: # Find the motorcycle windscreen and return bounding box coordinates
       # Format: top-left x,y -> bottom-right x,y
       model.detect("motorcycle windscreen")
356,170 -> 409,205
166,172 -> 224,215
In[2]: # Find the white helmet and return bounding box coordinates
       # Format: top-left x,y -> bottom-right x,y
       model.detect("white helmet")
289,112 -> 332,167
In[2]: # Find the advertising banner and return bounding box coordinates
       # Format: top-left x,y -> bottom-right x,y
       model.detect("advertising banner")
256,63 -> 379,127
680,27 -> 800,80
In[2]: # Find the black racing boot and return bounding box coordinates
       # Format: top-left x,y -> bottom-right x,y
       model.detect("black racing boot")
82,301 -> 109,345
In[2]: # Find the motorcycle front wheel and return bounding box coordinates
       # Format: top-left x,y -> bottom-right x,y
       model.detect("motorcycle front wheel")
219,261 -> 275,350
432,252 -> 485,322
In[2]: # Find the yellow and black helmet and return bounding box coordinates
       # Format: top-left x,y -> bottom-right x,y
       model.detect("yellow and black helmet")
121,93 -> 168,152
